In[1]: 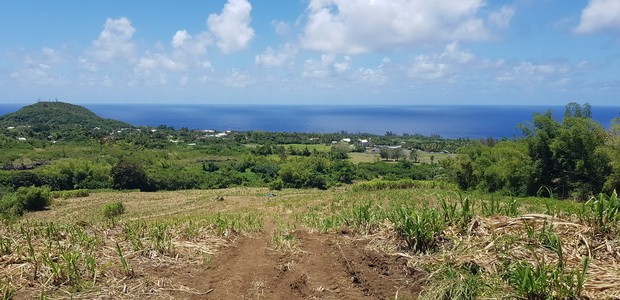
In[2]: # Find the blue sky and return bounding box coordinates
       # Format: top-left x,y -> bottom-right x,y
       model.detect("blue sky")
1,0 -> 619,105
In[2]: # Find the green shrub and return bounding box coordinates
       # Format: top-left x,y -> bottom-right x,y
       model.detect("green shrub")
17,186 -> 51,211
268,178 -> 284,190
0,193 -> 24,219
0,186 -> 51,219
103,201 -> 125,219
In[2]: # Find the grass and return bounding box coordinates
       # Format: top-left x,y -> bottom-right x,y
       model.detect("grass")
348,152 -> 379,164
4,187 -> 620,298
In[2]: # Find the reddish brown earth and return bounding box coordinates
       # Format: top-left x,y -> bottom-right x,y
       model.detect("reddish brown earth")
155,231 -> 423,300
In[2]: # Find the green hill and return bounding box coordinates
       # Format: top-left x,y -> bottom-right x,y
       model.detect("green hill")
0,101 -> 131,129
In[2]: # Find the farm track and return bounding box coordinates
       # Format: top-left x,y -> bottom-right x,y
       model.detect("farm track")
161,230 -> 422,300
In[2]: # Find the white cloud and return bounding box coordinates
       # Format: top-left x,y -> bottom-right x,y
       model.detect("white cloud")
132,29 -> 212,81
408,42 -> 475,79
88,18 -> 136,62
40,47 -> 65,64
488,6 -> 515,29
302,54 -> 336,78
223,69 -> 254,87
207,0 -> 255,53
333,56 -> 351,73
358,57 -> 390,84
7,48 -> 70,86
300,0 -> 489,54
575,0 -> 620,34
172,30 -> 191,48
301,54 -> 356,79
79,58 -> 99,72
136,53 -> 186,72
255,43 -> 297,68
272,20 -> 291,36
496,61 -> 570,83
10,64 -> 66,86
170,30 -> 211,65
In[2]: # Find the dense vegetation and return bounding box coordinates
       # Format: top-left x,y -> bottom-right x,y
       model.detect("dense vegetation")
0,101 -> 618,219
449,103 -> 619,199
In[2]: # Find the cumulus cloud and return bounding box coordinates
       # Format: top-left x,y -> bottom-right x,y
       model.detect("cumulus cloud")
300,0 -> 489,54
301,54 -> 357,79
408,42 -> 475,79
170,30 -> 211,64
136,53 -> 186,72
223,69 -> 254,87
488,6 -> 515,29
575,0 -> 620,34
207,0 -> 255,53
358,57 -> 391,84
88,17 -> 136,62
333,56 -> 351,73
496,61 -> 571,83
7,47 -> 70,86
132,28 -> 213,84
255,43 -> 297,68
10,63 -> 66,86
302,54 -> 336,78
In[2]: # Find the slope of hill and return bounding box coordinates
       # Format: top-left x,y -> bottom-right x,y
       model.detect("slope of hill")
0,101 -> 131,130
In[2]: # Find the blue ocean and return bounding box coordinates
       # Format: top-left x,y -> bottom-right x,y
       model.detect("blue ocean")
1,104 -> 618,139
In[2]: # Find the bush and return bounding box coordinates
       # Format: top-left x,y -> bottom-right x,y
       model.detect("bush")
0,194 -> 24,219
0,186 -> 51,219
16,186 -> 51,211
102,201 -> 125,219
269,178 -> 284,191
111,161 -> 149,191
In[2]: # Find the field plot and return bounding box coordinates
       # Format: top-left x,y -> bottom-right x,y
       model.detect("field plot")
2,187 -> 620,299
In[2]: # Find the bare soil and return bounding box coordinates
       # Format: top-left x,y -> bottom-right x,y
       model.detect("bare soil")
154,231 -> 422,300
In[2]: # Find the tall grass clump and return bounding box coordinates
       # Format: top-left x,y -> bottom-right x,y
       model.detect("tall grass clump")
503,223 -> 590,299
388,206 -> 445,253
581,191 -> 620,237
342,202 -> 378,232
115,242 -> 133,278
102,201 -> 125,219
419,264 -> 485,300
503,257 -> 589,300
1,278 -> 17,300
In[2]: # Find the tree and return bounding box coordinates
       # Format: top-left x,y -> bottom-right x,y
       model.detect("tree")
111,161 -> 149,191
409,149 -> 420,163
603,118 -> 620,193
331,142 -> 350,159
522,103 -> 610,198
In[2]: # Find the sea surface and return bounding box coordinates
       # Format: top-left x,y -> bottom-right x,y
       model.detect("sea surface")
1,104 -> 619,139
